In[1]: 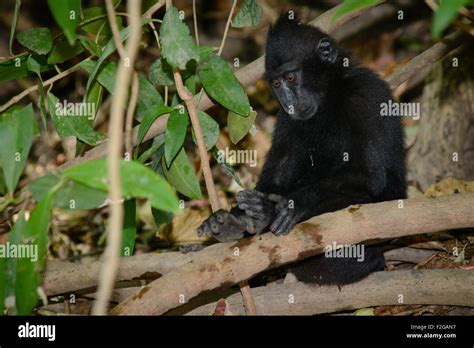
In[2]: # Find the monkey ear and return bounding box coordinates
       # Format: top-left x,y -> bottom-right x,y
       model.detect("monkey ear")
317,38 -> 337,63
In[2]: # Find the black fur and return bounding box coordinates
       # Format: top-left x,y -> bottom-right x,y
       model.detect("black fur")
197,15 -> 406,286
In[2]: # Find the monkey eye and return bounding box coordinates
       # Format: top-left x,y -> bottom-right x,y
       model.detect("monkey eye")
272,80 -> 281,88
286,73 -> 296,83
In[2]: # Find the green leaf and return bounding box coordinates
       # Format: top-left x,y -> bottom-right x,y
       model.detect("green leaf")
77,35 -> 101,57
210,147 -> 243,187
86,80 -> 103,122
47,0 -> 81,45
16,190 -> 55,315
193,110 -> 220,150
47,91 -> 106,145
63,159 -> 180,212
198,54 -> 250,116
228,108 -> 257,144
0,57 -> 28,82
136,104 -> 173,147
2,211 -> 25,314
0,56 -> 52,83
432,0 -> 471,38
151,207 -> 173,227
232,0 -> 262,28
121,199 -> 137,256
0,104 -> 35,194
149,58 -> 174,86
138,135 -> 164,164
26,55 -> 48,129
185,74 -> 196,95
135,75 -> 165,122
47,37 -> 84,64
26,55 -> 43,75
332,0 -> 382,20
197,46 -> 215,63
165,108 -> 189,166
162,148 -> 201,199
81,60 -> 163,121
8,0 -> 21,55
82,6 -> 123,36
28,174 -> 107,210
160,6 -> 199,70
17,28 -> 53,55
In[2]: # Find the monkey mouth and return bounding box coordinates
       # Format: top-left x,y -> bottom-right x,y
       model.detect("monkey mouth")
290,104 -> 318,120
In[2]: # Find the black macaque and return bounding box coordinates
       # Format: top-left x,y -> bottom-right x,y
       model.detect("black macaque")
197,14 -> 406,285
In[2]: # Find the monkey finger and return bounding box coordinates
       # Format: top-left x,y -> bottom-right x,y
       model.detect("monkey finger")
214,210 -> 227,224
267,193 -> 284,203
274,216 -> 296,236
197,221 -> 210,237
208,216 -> 222,234
270,210 -> 287,233
237,202 -> 267,213
236,194 -> 265,205
244,209 -> 268,220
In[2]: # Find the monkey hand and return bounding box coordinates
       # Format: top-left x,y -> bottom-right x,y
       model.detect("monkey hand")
197,209 -> 247,242
269,196 -> 302,236
236,190 -> 277,235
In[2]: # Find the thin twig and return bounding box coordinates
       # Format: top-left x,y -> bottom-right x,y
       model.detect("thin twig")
173,69 -> 220,212
144,0 -> 165,19
0,59 -> 87,113
193,0 -> 200,45
218,0 -> 237,56
105,0 -> 127,60
125,72 -> 139,158
92,0 -> 142,316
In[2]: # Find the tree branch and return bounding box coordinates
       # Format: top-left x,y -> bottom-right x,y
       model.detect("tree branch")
109,193 -> 474,315
186,269 -> 474,315
42,252 -> 191,296
386,30 -> 467,89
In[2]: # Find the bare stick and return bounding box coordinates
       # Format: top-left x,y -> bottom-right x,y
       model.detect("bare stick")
43,252 -> 192,296
105,0 -> 126,60
239,280 -> 257,315
193,0 -> 199,45
173,69 -> 220,212
187,269 -> 474,315
110,193 -> 474,315
218,0 -> 237,56
42,247 -> 433,296
125,72 -> 139,158
92,0 -> 142,315
143,0 -> 165,19
386,30 -> 466,89
0,60 -> 86,113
